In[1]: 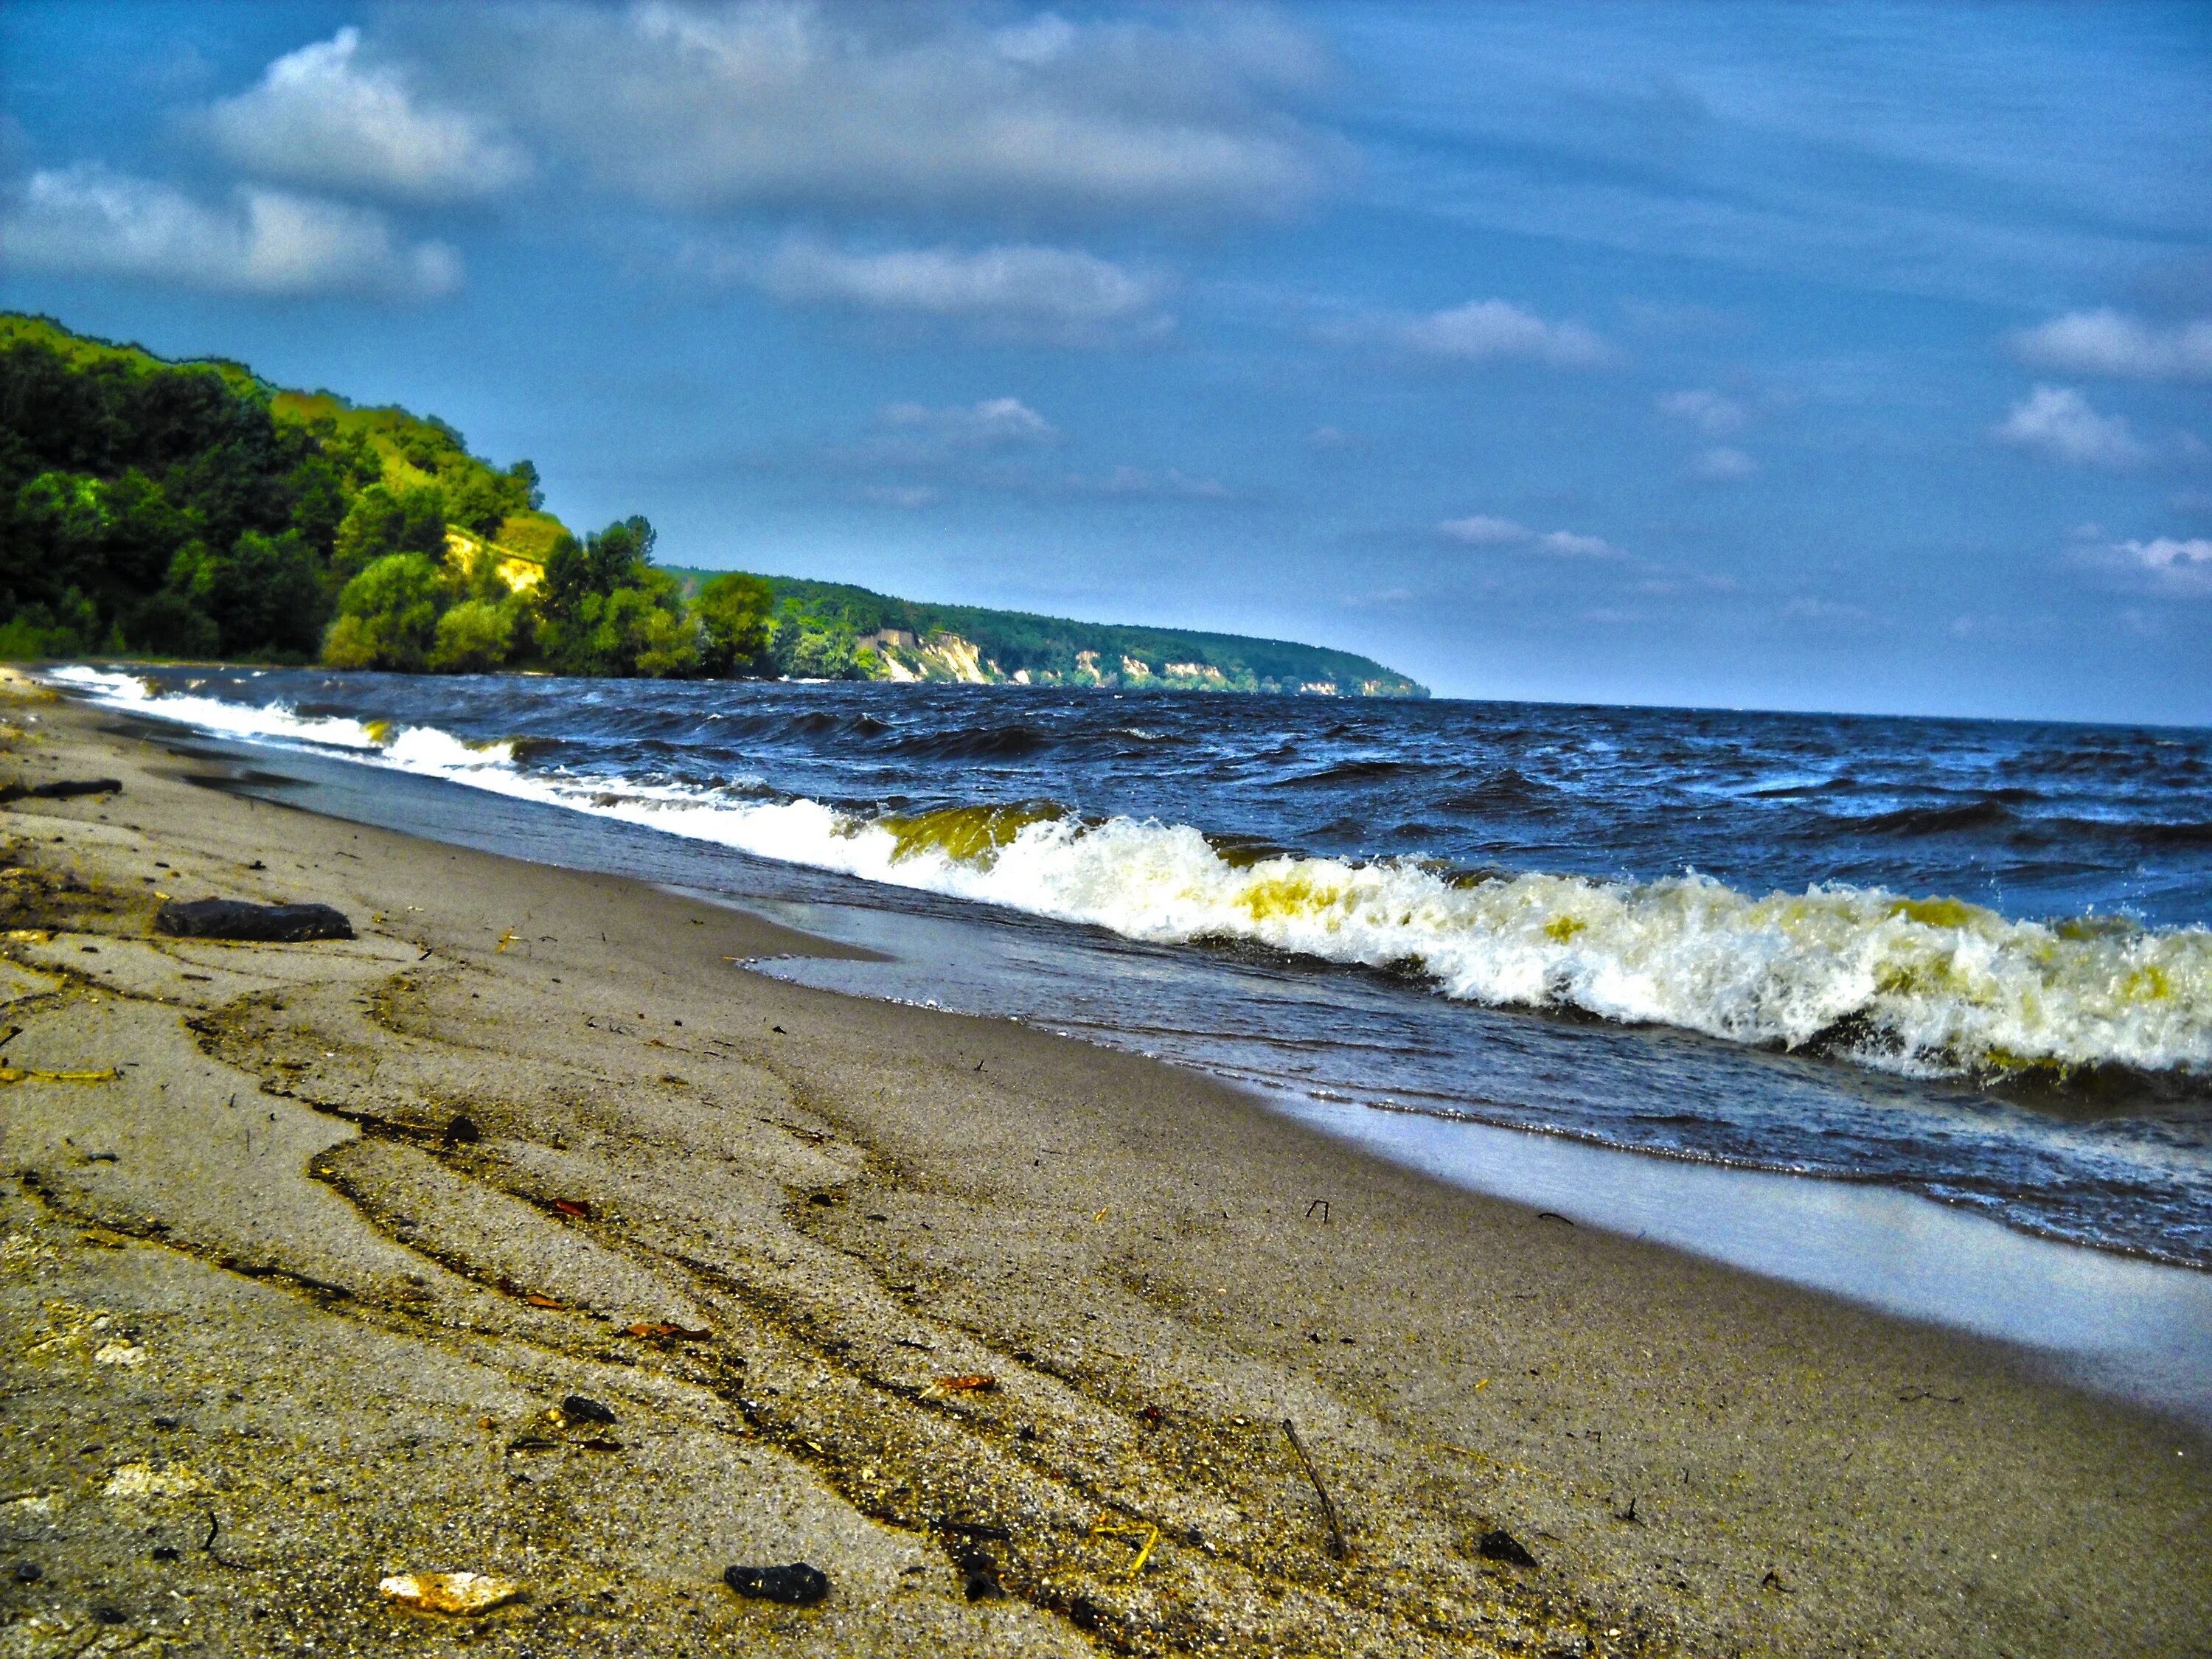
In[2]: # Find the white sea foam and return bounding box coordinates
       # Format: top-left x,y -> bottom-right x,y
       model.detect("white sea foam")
49,667 -> 2212,1079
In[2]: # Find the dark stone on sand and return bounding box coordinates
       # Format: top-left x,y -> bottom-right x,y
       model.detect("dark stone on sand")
443,1115 -> 481,1146
723,1562 -> 830,1606
154,897 -> 353,943
953,1548 -> 1005,1601
151,1547 -> 178,1562
0,778 -> 122,802
92,1607 -> 126,1625
12,1562 -> 39,1583
1475,1527 -> 1538,1568
560,1394 -> 616,1425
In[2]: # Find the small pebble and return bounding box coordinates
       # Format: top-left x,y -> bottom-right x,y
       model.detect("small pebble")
560,1395 -> 616,1425
13,1562 -> 41,1584
723,1563 -> 829,1606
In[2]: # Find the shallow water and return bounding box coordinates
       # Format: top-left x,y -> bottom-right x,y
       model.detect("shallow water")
52,665 -> 2212,1273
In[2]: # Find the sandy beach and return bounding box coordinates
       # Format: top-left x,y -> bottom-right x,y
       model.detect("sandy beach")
1,673 -> 2205,1658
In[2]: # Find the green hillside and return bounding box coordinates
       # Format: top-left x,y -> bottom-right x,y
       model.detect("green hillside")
666,568 -> 1426,696
0,312 -> 1423,695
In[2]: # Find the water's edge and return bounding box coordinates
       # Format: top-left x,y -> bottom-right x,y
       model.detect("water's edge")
107,710 -> 2212,1428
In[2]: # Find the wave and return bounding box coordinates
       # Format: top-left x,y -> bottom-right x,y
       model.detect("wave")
51,667 -> 2212,1083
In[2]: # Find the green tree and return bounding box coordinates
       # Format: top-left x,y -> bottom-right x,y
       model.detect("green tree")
168,529 -> 327,657
695,571 -> 773,675
330,483 -> 446,584
428,597 -> 519,672
322,552 -> 448,671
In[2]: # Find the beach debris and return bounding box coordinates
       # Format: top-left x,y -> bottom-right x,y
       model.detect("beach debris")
723,1562 -> 830,1606
559,1394 -> 616,1426
442,1114 -> 481,1146
1281,1419 -> 1351,1560
1760,1568 -> 1790,1593
495,928 -> 517,952
523,1293 -> 563,1310
0,1065 -> 119,1086
625,1321 -> 710,1341
202,1510 -> 244,1569
936,1518 -> 1012,1541
155,897 -> 352,942
552,1198 -> 591,1218
1474,1528 -> 1538,1568
953,1546 -> 1006,1600
12,1562 -> 39,1583
0,777 -> 122,802
1536,1211 -> 1575,1226
507,1435 -> 559,1453
1087,1517 -> 1161,1580
1306,1198 -> 1330,1222
378,1571 -> 525,1616
934,1374 -> 997,1393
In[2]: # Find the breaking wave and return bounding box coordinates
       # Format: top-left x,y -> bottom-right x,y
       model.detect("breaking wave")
53,667 -> 2212,1084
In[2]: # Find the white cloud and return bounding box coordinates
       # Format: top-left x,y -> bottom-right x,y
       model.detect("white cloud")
879,397 -> 1055,448
756,237 -> 1168,342
1438,516 -> 1619,557
1394,299 -> 1609,368
1658,388 -> 1747,434
1537,529 -> 1617,558
0,164 -> 459,299
204,28 -> 526,203
478,1 -> 1336,218
2079,535 -> 2212,597
1994,386 -> 2147,468
1691,445 -> 1757,481
2011,308 -> 2212,382
1437,515 -> 1531,546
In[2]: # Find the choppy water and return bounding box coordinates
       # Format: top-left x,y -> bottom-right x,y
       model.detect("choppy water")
53,665 -> 2212,1270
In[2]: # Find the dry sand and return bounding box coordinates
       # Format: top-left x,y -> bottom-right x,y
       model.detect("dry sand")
0,672 -> 2205,1658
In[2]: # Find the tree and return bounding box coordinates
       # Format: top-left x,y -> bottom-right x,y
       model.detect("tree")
428,597 -> 519,672
695,571 -> 773,675
330,483 -> 446,583
168,529 -> 327,658
322,552 -> 448,671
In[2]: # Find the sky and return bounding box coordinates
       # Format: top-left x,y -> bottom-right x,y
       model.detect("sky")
2,2 -> 2209,723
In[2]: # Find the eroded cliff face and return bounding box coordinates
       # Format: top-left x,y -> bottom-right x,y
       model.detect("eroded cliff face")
863,633 -> 1351,693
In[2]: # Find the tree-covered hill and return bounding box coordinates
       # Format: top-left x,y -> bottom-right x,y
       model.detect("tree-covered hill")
0,313 -> 1424,696
665,568 -> 1426,695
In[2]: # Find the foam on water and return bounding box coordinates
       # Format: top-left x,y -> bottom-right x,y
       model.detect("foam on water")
55,666 -> 2212,1085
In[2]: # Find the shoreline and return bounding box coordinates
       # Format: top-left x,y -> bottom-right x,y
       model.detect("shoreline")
2,675 -> 2208,1656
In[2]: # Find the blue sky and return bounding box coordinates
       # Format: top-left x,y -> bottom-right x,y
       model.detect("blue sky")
4,2 -> 2208,722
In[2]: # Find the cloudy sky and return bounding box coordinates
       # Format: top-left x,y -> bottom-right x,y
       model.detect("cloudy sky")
4,2 -> 2209,722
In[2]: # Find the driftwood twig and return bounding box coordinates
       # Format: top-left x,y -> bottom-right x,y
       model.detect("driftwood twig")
1281,1418 -> 1350,1559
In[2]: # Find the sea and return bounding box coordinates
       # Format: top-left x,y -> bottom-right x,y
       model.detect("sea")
49,664 -> 2212,1417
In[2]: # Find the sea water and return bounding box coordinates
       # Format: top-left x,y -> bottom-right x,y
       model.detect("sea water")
52,667 -> 2212,1295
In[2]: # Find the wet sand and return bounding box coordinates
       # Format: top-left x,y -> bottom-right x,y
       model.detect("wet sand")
1,672 -> 2206,1658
